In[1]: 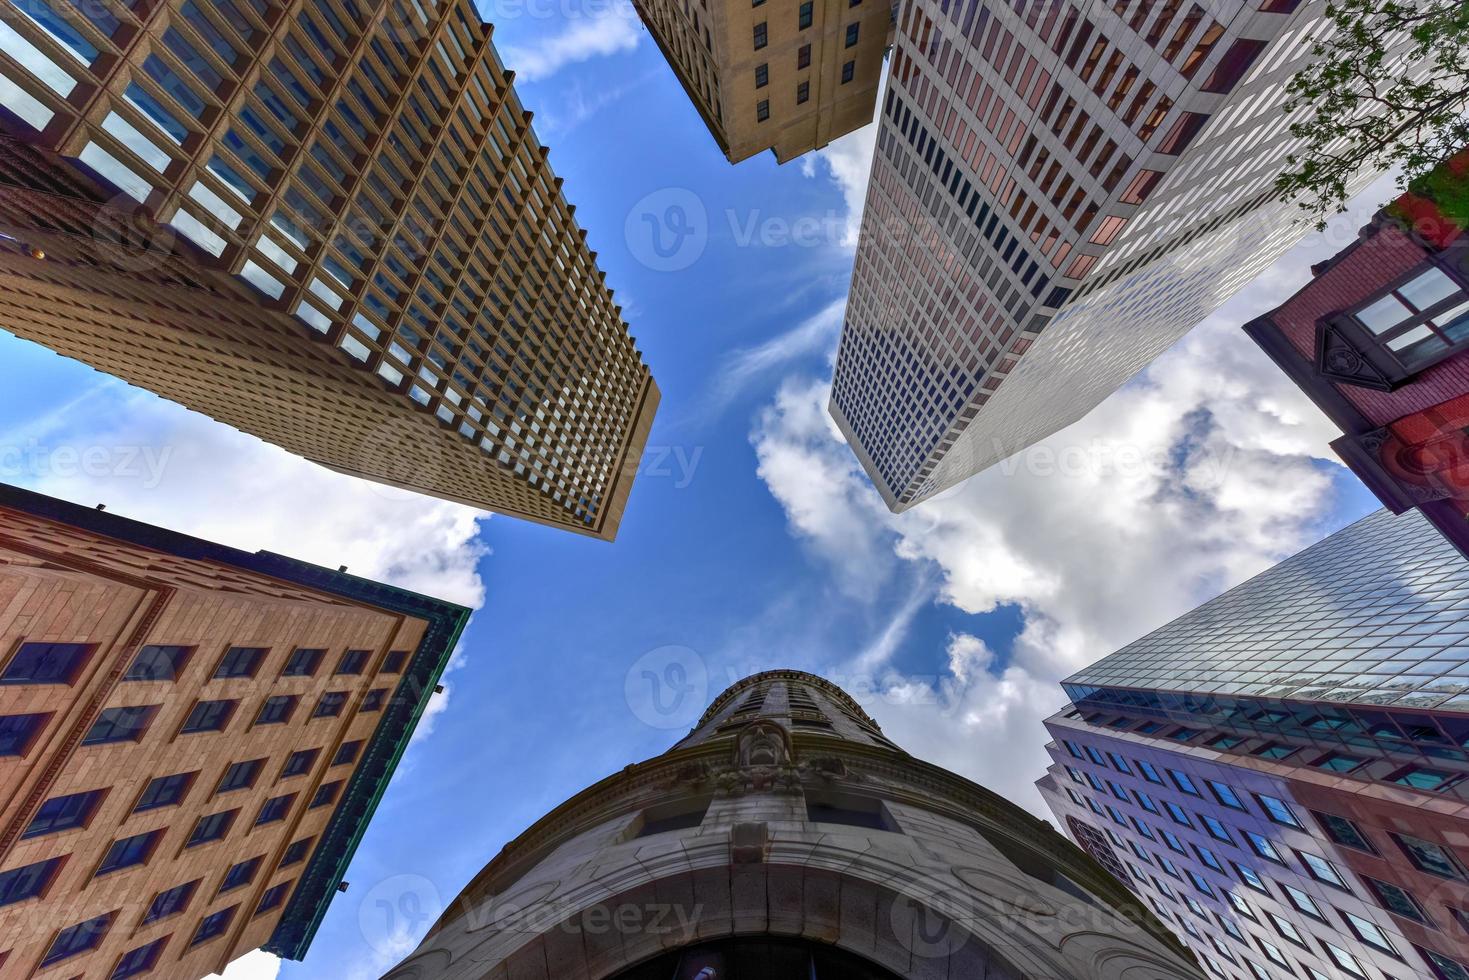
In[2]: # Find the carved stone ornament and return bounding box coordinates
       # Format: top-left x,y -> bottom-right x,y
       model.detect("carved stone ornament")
1315,321 -> 1394,391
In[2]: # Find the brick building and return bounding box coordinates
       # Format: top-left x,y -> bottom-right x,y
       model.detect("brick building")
0,0 -> 658,540
1246,152 -> 1469,557
387,669 -> 1202,979
0,483 -> 469,979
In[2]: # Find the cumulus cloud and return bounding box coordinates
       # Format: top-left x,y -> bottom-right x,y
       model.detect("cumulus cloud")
8,378 -> 487,609
206,950 -> 282,980
800,75 -> 884,248
499,2 -> 641,82
753,289 -> 1363,814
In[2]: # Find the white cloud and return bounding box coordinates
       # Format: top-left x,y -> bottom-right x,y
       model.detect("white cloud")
704,297 -> 845,418
206,950 -> 283,980
11,380 -> 487,609
801,76 -> 884,248
499,2 -> 641,82
751,168 -> 1403,817
752,293 -> 1365,815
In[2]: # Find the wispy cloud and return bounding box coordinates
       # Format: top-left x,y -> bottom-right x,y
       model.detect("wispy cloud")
702,297 -> 845,418
535,69 -> 659,134
500,2 -> 641,82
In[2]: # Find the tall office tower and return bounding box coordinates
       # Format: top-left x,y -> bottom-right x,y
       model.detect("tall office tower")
632,0 -> 892,163
830,0 -> 1406,511
0,484 -> 469,979
387,668 -> 1203,980
0,0 -> 659,541
1036,507 -> 1469,980
1247,150 -> 1469,558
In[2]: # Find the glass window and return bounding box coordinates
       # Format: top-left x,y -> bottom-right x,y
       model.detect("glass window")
314,691 -> 348,717
111,937 -> 167,978
0,712 -> 50,755
84,705 -> 157,744
256,880 -> 292,915
382,650 -> 409,673
219,856 -> 261,893
186,809 -> 236,846
191,905 -> 237,946
0,857 -> 63,907
1351,265 -> 1469,368
1281,883 -> 1324,920
841,59 -> 855,83
124,645 -> 191,681
335,649 -> 371,675
143,879 -> 198,922
216,759 -> 263,794
256,695 -> 297,725
24,789 -> 104,838
1254,794 -> 1301,827
281,748 -> 319,777
1314,811 -> 1374,852
362,688 -> 387,712
753,21 -> 767,49
1299,851 -> 1350,889
1341,910 -> 1397,954
1137,760 -> 1164,784
845,22 -> 859,46
1232,862 -> 1266,892
42,913 -> 112,966
1389,765 -> 1459,791
283,648 -> 326,676
256,793 -> 295,825
1244,831 -> 1284,864
280,837 -> 312,866
1364,876 -> 1426,923
1205,780 -> 1244,810
1200,814 -> 1232,843
134,771 -> 193,812
1167,769 -> 1199,796
214,647 -> 265,678
1322,941 -> 1368,978
2,642 -> 92,684
181,699 -> 235,734
96,830 -> 160,875
309,780 -> 342,808
754,63 -> 768,88
1394,834 -> 1465,879
332,741 -> 362,766
798,1 -> 812,27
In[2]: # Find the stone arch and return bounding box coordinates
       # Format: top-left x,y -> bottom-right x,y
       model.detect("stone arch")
381,863 -> 1031,980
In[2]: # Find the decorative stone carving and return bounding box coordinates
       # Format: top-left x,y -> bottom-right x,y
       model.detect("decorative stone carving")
1315,321 -> 1394,391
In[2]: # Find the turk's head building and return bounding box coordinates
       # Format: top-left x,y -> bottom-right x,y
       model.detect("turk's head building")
631,0 -> 893,164
1246,149 -> 1469,558
1038,508 -> 1469,980
0,0 -> 658,540
0,483 -> 470,979
830,0 -> 1414,511
386,669 -> 1203,979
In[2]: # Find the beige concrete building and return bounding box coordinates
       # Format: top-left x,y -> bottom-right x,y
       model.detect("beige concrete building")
0,483 -> 469,979
633,0 -> 892,163
385,669 -> 1202,979
0,0 -> 658,540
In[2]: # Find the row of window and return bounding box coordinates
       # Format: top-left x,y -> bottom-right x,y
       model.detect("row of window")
1059,736 -> 1469,979
0,640 -> 410,686
0,685 -> 387,759
753,13 -> 860,50
2,859 -> 297,976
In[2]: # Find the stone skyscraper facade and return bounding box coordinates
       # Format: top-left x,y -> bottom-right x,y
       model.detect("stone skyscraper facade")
1039,508 -> 1469,979
386,669 -> 1202,979
0,483 -> 469,979
830,0 -> 1407,511
632,0 -> 893,163
0,0 -> 658,539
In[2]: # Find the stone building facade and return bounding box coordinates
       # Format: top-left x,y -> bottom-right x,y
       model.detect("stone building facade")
0,483 -> 469,978
385,669 -> 1202,979
632,0 -> 893,164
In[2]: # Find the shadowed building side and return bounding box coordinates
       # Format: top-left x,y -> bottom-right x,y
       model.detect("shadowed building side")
385,669 -> 1202,979
0,0 -> 658,539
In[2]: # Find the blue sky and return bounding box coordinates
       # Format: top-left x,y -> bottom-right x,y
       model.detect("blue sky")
0,3 -> 1394,977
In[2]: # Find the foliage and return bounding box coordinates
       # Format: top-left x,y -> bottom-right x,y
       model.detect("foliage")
1276,0 -> 1469,226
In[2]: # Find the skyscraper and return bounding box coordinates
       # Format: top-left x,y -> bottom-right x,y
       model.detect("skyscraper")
0,483 -> 469,979
0,0 -> 658,540
632,0 -> 892,163
387,669 -> 1203,979
1037,507 -> 1469,979
1246,150 -> 1469,557
830,0 -> 1405,511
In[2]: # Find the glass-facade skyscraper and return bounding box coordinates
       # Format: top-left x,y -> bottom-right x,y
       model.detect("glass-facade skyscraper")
1038,508 -> 1469,979
829,0 -> 1413,511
